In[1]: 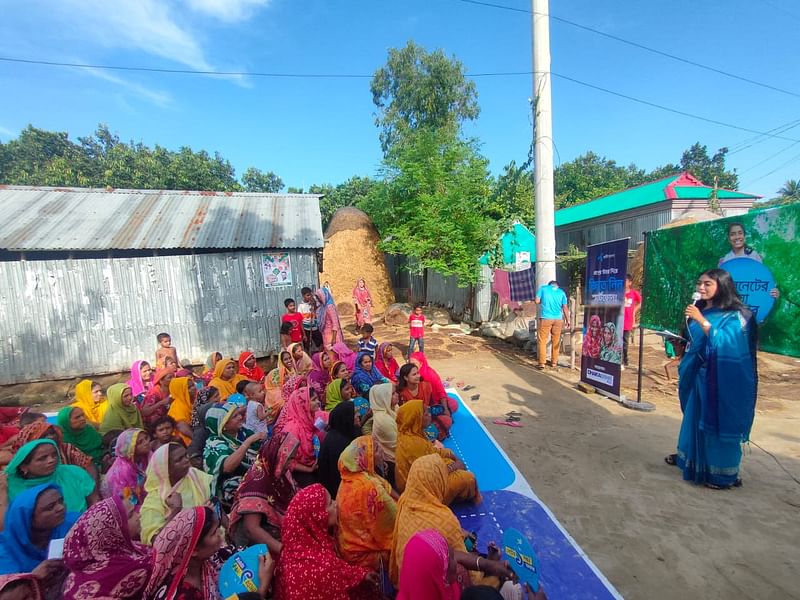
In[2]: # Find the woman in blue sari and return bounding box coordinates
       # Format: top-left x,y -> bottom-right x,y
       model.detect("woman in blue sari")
350,352 -> 388,422
666,268 -> 758,489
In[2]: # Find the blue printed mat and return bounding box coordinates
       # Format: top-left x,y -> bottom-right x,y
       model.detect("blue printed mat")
444,391 -> 622,600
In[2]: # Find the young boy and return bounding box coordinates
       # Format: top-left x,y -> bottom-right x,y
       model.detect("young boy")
279,322 -> 294,350
357,324 -> 378,358
243,381 -> 269,435
408,304 -> 426,358
298,287 -> 322,353
281,299 -> 305,346
149,415 -> 182,451
155,332 -> 180,370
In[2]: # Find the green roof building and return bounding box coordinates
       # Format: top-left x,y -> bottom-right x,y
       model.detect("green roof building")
554,172 -> 760,252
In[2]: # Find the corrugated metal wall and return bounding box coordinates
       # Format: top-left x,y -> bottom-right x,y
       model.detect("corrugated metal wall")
0,250 -> 318,384
425,269 -> 472,318
556,206 -> 673,252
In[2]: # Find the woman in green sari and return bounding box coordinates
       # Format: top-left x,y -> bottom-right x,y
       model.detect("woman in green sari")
56,406 -> 104,468
99,384 -> 144,435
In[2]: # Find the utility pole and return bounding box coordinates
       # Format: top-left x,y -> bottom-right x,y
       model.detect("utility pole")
532,0 -> 556,289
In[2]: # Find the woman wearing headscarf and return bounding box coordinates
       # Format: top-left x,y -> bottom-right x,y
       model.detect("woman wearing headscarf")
9,420 -> 95,474
351,352 -> 389,400
409,352 -> 458,414
228,430 -> 299,554
395,401 -> 479,504
167,376 -> 197,446
202,402 -> 263,507
352,278 -> 373,329
265,351 -> 296,420
187,387 -> 221,467
368,383 -> 399,487
331,341 -> 357,372
4,440 -> 97,512
336,436 -> 397,570
397,529 -> 463,600
599,322 -> 623,363
389,455 -> 510,588
208,358 -> 246,402
99,383 -> 144,435
315,288 -> 345,351
317,402 -> 361,498
126,360 -> 153,403
324,378 -> 356,412
581,314 -> 603,359
101,428 -> 151,509
62,495 -> 152,600
140,368 -> 175,427
308,351 -> 333,397
275,387 -> 322,487
273,484 -> 378,600
71,379 -> 108,428
398,363 -> 452,441
56,406 -> 104,469
288,342 -> 313,375
201,352 -> 222,384
238,350 -> 265,382
139,443 -> 213,544
374,343 -> 400,384
143,506 -> 228,600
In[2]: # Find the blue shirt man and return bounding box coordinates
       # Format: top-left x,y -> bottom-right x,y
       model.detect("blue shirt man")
535,281 -> 569,369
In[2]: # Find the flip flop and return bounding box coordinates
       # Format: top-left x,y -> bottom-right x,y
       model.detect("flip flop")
664,454 -> 678,466
506,411 -> 522,417
470,394 -> 480,401
462,384 -> 475,391
493,419 -> 523,428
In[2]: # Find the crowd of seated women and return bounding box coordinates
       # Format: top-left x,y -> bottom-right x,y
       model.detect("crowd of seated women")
0,334 -> 546,600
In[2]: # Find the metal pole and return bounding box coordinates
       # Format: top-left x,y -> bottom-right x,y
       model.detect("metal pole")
532,0 -> 556,290
636,232 -> 648,403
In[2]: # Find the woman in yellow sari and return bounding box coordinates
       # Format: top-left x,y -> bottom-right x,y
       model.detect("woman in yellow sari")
167,376 -> 195,445
336,435 -> 397,570
71,379 -> 108,427
264,351 -> 296,423
395,400 -> 480,505
208,358 -> 246,401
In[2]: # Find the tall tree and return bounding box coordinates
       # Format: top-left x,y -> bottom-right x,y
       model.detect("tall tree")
371,41 -> 479,154
309,176 -> 379,228
777,179 -> 799,200
241,167 -> 284,192
486,160 -> 535,228
554,152 -> 647,208
676,142 -> 738,189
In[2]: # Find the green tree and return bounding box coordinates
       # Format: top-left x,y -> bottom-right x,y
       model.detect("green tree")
654,142 -> 739,190
554,151 -> 647,208
486,160 -> 535,228
241,167 -> 284,192
778,179 -> 799,201
371,41 -> 479,154
366,127 -> 495,283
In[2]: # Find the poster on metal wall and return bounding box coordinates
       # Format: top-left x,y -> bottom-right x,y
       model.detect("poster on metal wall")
580,238 -> 629,400
261,252 -> 293,288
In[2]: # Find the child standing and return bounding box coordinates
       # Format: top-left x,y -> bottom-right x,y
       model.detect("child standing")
281,299 -> 305,347
357,324 -> 378,358
155,332 -> 180,370
298,286 -> 322,353
243,381 -> 269,435
408,304 -> 426,359
279,322 -> 294,350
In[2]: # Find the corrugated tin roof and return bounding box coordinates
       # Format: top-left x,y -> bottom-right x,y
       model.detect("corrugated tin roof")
555,172 -> 761,228
0,186 -> 325,250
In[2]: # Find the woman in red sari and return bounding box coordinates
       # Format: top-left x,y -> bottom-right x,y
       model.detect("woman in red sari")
397,364 -> 452,441
352,278 -> 373,329
374,343 -> 400,384
409,352 -> 458,414
238,351 -> 265,382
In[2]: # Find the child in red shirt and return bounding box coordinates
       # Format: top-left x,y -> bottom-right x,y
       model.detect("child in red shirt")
623,274 -> 642,367
282,298 -> 305,345
408,304 -> 426,359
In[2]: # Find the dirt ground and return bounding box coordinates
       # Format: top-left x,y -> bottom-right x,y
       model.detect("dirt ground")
3,316 -> 798,599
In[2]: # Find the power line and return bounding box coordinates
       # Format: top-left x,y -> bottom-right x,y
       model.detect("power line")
450,0 -> 800,99
3,55 -> 799,144
728,118 -> 800,155
741,149 -> 800,187
737,140 -> 800,175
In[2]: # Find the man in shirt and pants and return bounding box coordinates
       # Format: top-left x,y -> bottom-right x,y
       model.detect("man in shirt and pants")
535,280 -> 569,370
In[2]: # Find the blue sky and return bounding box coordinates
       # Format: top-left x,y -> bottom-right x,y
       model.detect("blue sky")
0,0 -> 798,199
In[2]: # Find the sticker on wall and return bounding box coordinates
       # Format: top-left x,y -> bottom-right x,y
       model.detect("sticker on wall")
261,253 -> 293,288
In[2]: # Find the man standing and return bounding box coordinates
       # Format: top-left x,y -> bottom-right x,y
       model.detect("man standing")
535,280 -> 569,370
622,274 -> 642,367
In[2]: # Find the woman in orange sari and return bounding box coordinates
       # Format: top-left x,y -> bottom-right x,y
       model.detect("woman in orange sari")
264,351 -> 296,424
167,376 -> 196,445
71,379 -> 108,427
208,358 -> 246,401
394,400 -> 479,505
336,435 -> 397,570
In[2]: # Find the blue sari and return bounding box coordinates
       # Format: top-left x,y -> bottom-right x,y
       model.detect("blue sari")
676,307 -> 758,487
350,352 -> 388,419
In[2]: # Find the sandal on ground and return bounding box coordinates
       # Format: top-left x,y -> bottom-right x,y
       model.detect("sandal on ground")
493,419 -> 523,428
664,454 -> 678,466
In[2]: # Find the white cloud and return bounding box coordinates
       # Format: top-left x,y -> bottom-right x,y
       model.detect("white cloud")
80,67 -> 173,108
184,0 -> 271,22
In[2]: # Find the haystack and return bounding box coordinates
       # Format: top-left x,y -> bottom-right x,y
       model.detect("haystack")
320,207 -> 395,315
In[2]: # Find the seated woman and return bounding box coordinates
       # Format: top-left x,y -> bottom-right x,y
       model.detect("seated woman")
228,429 -> 299,555
143,506 -> 233,600
368,383 -> 399,487
203,402 -> 263,508
62,496 -> 151,600
187,386 -> 221,467
350,353 -> 388,420
389,454 -> 511,588
238,350 -> 265,382
324,377 -> 356,412
71,379 -> 108,428
201,352 -> 222,384
331,341 -> 357,372
395,401 -> 479,505
307,352 -> 333,397
288,342 -> 313,375
274,387 -> 322,488
8,420 -> 96,477
209,358 -> 246,402
273,484 -> 379,600
56,406 -> 104,470
99,383 -> 144,436
374,343 -> 400,384
264,351 -> 296,422
336,436 -> 397,570
167,376 -> 197,446
140,368 -> 174,427
318,402 -> 362,498
139,443 -> 213,544
126,360 -> 153,405
409,352 -> 458,414
5,440 -> 97,513
101,428 -> 151,509
398,363 -> 452,440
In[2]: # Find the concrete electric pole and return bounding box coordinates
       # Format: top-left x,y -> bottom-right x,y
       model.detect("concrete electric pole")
531,0 -> 557,289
